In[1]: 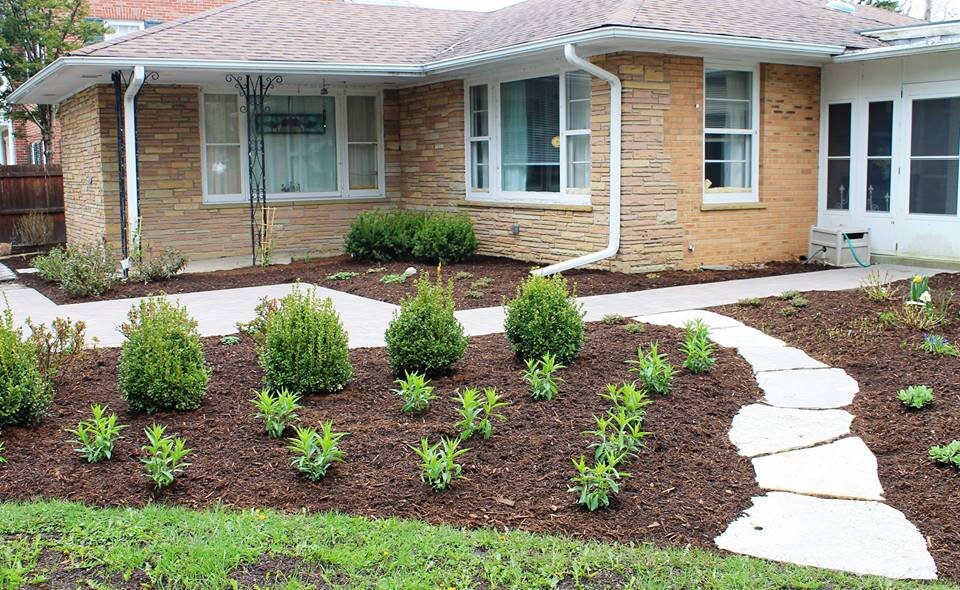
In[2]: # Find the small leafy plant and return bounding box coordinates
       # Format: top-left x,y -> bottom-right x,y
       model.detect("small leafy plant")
897,385 -> 934,409
455,387 -> 508,440
585,411 -> 649,463
601,314 -> 627,325
737,298 -> 763,307
0,438 -> 6,465
861,270 -> 899,302
380,272 -> 411,285
250,388 -> 303,438
569,453 -> 628,511
522,353 -> 565,401
600,382 -> 652,420
779,306 -> 798,318
680,319 -> 717,374
929,440 -> 960,469
141,424 -> 191,490
623,322 -> 645,334
68,404 -> 127,463
788,296 -> 809,308
366,267 -> 387,274
412,436 -> 469,491
326,271 -> 360,281
392,371 -> 436,412
909,275 -> 930,304
919,334 -> 959,357
287,423 -> 348,482
628,342 -> 675,395
780,290 -> 801,301
453,271 -> 474,281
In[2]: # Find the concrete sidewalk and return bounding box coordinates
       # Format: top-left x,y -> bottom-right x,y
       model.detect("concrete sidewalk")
4,263 -> 947,348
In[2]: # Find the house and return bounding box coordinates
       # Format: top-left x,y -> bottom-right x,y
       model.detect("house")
8,0 -> 960,272
2,0 -> 236,166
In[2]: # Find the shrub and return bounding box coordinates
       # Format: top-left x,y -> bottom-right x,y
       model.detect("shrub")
628,342 -> 675,395
26,317 -> 86,379
929,440 -> 960,469
680,319 -> 717,374
141,424 -> 191,489
118,296 -> 209,413
412,436 -> 469,491
287,422 -> 348,482
569,453 -> 628,511
33,243 -> 116,297
13,212 -> 55,246
0,308 -> 53,427
251,388 -> 303,438
133,248 -> 187,283
236,296 -> 280,344
392,371 -> 436,413
259,286 -> 353,395
385,273 -> 467,376
344,209 -> 426,261
898,385 -> 934,409
412,213 -> 477,264
504,274 -> 584,365
522,353 -> 565,401
919,334 -> 959,357
68,404 -> 127,463
454,387 -> 508,441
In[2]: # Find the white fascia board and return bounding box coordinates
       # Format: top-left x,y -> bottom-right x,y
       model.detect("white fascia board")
833,39 -> 960,62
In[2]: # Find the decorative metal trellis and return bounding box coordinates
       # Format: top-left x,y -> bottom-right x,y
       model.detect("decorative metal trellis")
226,74 -> 283,266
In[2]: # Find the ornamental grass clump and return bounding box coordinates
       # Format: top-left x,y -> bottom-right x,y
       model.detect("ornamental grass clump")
141,424 -> 191,490
928,440 -> 960,469
412,436 -> 469,491
392,371 -> 436,413
680,319 -> 717,374
0,308 -> 53,427
251,388 -> 303,438
287,422 -> 348,482
385,272 -> 468,376
522,353 -> 565,401
68,404 -> 127,463
504,274 -> 584,366
628,342 -> 675,395
259,286 -> 352,395
118,296 -> 208,413
454,387 -> 508,441
897,385 -> 934,410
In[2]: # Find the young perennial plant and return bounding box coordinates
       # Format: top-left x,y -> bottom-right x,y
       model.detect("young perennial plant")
250,388 -> 303,438
600,382 -> 652,421
392,371 -> 436,413
287,423 -> 348,482
68,404 -> 127,463
928,440 -> 960,469
522,353 -> 565,401
412,436 -> 469,491
628,342 -> 675,395
569,453 -> 628,512
919,334 -> 959,357
141,424 -> 191,490
455,387 -> 509,441
897,385 -> 934,410
680,319 -> 717,374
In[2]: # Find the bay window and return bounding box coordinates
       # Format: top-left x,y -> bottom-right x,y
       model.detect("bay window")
703,66 -> 759,203
201,91 -> 383,204
466,70 -> 592,205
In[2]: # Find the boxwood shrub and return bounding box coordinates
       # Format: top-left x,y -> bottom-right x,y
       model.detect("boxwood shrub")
344,209 -> 477,264
504,274 -> 584,365
118,296 -> 209,413
412,213 -> 477,264
259,286 -> 352,395
0,309 -> 53,427
386,273 -> 468,376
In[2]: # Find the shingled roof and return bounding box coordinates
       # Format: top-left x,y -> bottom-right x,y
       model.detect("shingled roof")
70,0 -> 918,64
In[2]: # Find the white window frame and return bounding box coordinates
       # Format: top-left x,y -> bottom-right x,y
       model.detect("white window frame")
864,98 -> 896,215
200,89 -> 386,205
702,62 -> 761,205
905,91 -> 960,218
823,100 -> 854,212
464,68 -> 592,206
103,19 -> 145,41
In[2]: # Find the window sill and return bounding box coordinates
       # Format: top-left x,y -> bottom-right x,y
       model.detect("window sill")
462,199 -> 593,212
200,196 -> 388,209
700,202 -> 767,212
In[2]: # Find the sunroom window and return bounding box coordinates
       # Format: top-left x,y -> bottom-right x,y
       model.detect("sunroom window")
466,71 -> 592,204
704,67 -> 758,203
909,97 -> 960,216
826,102 -> 852,211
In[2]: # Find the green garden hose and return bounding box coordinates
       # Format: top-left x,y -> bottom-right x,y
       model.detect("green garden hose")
843,233 -> 871,268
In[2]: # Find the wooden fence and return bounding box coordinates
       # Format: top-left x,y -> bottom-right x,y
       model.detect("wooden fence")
0,164 -> 65,247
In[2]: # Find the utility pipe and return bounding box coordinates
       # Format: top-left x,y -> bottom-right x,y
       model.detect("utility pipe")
122,65 -> 145,267
533,44 -> 622,276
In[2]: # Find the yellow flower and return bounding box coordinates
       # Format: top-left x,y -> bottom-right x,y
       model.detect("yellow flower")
914,275 -> 923,283
258,513 -> 267,521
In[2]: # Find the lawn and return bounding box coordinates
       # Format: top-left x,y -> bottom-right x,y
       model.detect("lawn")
1,500 -> 954,590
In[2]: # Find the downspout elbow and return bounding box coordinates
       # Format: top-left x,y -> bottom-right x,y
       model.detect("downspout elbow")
122,65 -> 146,264
532,44 -> 622,276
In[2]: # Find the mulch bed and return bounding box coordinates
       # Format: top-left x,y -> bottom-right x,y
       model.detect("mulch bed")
0,323 -> 759,550
7,252 -> 820,310
715,273 -> 960,581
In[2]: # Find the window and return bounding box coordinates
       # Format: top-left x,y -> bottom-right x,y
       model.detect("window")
703,67 -> 758,203
201,92 -> 384,204
104,20 -> 145,41
465,70 -> 592,204
826,102 -> 852,211
866,101 -> 893,213
909,97 -> 960,216
29,141 -> 44,165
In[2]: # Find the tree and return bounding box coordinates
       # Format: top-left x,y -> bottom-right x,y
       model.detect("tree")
0,0 -> 106,164
855,0 -> 903,11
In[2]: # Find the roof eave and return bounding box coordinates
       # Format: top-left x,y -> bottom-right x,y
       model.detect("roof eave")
833,38 -> 960,62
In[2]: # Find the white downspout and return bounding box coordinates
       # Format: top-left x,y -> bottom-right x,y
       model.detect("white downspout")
533,43 -> 622,276
122,65 -> 146,266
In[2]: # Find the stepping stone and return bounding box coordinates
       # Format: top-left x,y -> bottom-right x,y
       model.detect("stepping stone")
707,326 -> 785,349
633,309 -> 744,331
758,368 -> 858,409
738,346 -> 827,373
729,404 -> 853,457
0,263 -> 16,282
715,492 -> 937,580
752,437 -> 884,501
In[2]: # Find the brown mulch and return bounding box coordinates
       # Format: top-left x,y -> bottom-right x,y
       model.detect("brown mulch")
715,273 -> 960,581
0,323 -> 759,550
8,252 -> 820,309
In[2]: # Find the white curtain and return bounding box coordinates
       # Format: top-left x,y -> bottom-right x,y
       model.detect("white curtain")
348,96 -> 378,190
203,94 -> 242,196
263,95 -> 337,194
501,80 -> 529,191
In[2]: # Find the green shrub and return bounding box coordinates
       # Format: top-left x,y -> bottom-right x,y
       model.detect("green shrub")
259,286 -> 353,395
133,248 -> 187,284
898,385 -> 934,409
385,273 -> 467,376
344,209 -> 426,261
33,243 -> 117,297
411,213 -> 477,264
0,308 -> 53,427
118,296 -> 209,413
628,342 -> 675,395
504,274 -> 584,365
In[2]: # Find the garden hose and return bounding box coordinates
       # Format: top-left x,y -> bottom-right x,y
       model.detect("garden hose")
843,233 -> 871,269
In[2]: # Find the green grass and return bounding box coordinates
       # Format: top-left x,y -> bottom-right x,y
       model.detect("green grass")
0,501 -> 951,589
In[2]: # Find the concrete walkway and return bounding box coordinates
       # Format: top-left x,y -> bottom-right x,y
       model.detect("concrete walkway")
4,263 -> 944,348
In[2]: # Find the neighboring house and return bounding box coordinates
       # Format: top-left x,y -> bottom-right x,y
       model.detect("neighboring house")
5,0 -> 236,166
8,0 -> 960,270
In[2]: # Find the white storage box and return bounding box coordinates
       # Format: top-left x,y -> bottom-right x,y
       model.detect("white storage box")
808,226 -> 871,268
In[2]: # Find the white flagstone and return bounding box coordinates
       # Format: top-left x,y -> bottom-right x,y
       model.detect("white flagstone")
729,404 -> 853,457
